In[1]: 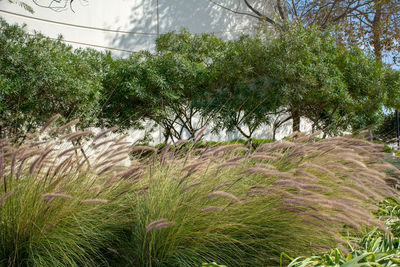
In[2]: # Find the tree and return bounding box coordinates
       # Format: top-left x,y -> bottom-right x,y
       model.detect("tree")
155,30 -> 228,142
209,34 -> 281,144
0,18 -> 104,140
265,23 -> 386,134
211,0 -> 400,63
99,52 -> 176,136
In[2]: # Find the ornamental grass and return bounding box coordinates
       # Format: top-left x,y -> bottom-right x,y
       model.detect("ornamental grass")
1,117 -> 399,266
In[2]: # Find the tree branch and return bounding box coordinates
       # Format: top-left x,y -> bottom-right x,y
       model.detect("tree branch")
208,0 -> 265,21
243,0 -> 276,24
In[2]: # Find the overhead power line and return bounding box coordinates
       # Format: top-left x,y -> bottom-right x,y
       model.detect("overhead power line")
0,8 -> 253,52
0,9 -> 252,35
0,9 -> 158,35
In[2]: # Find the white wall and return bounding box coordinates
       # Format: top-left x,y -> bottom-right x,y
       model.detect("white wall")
0,0 -> 273,56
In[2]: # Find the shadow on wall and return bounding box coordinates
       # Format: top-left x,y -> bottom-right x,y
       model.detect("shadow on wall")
105,0 -> 270,54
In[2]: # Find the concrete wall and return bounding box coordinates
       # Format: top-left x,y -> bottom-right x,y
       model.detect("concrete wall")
0,0 -> 273,56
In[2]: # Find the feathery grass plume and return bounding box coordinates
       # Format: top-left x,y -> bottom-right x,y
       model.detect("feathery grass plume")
298,189 -> 326,200
97,164 -> 126,176
372,163 -> 400,172
332,214 -> 359,230
29,155 -> 42,176
207,191 -> 240,203
0,155 -> 3,186
182,182 -> 203,192
332,147 -> 355,154
297,211 -> 334,223
41,114 -> 61,133
29,148 -> 54,176
356,181 -> 385,201
248,154 -> 276,160
211,183 -> 233,192
355,172 -> 387,186
106,148 -> 131,160
217,162 -> 243,169
58,146 -> 81,158
41,193 -> 73,200
93,139 -> 115,149
300,184 -> 332,192
301,219 -> 336,233
283,199 -> 318,211
0,190 -> 13,206
225,155 -> 246,163
20,149 -> 44,162
159,142 -> 170,164
287,149 -> 306,159
52,155 -> 73,178
337,196 -> 363,206
96,148 -> 116,161
200,206 -> 224,212
295,131 -> 323,143
247,189 -> 270,195
146,218 -> 168,232
81,199 -> 108,204
370,152 -> 386,158
325,163 -> 350,171
250,184 -> 268,189
240,168 -> 293,179
292,176 -> 318,183
115,166 -> 142,179
56,118 -> 80,133
339,186 -> 370,200
272,179 -> 302,189
194,126 -> 207,143
344,158 -> 367,168
93,126 -> 117,142
66,130 -> 92,141
182,161 -> 206,172
300,162 -> 335,177
357,167 -> 386,178
336,151 -> 364,160
10,149 -> 18,177
254,163 -> 277,169
95,159 -> 113,169
270,140 -> 296,150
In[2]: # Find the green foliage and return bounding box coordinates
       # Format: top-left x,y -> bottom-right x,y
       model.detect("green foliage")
267,23 -> 386,134
0,18 -> 104,140
209,34 -> 280,140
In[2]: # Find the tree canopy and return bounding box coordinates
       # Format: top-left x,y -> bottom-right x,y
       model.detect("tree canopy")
0,18 -> 104,140
0,18 -> 397,143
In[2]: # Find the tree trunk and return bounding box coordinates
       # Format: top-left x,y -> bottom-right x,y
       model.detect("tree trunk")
291,109 -> 300,133
372,0 -> 382,61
